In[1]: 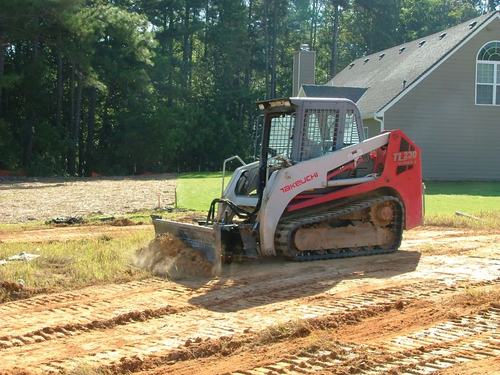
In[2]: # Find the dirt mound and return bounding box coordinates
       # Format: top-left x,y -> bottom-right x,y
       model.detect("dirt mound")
133,234 -> 215,280
111,218 -> 139,226
0,281 -> 29,303
0,281 -> 55,303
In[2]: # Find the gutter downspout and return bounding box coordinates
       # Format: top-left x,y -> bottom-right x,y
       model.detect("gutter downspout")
374,112 -> 384,133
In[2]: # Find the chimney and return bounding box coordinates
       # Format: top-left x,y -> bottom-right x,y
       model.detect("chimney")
293,44 -> 316,96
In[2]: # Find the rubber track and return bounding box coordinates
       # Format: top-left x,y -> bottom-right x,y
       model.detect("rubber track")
275,196 -> 403,261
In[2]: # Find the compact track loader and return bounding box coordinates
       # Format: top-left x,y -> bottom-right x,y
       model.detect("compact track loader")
153,97 -> 423,274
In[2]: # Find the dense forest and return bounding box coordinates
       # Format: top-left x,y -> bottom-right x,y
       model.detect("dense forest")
0,0 -> 498,176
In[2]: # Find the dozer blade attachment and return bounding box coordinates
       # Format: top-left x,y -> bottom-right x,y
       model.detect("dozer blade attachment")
152,218 -> 221,274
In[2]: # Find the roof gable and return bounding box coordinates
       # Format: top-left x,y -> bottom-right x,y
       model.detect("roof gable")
327,11 -> 499,115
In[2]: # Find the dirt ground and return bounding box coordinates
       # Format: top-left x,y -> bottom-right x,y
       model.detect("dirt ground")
0,174 -> 177,224
1,176 -> 500,375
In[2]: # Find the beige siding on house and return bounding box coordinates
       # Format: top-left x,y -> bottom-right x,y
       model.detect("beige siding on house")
384,19 -> 500,181
362,118 -> 383,138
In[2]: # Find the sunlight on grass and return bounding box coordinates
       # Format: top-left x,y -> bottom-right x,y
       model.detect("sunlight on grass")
176,171 -> 233,212
424,195 -> 500,216
424,211 -> 500,230
424,181 -> 500,216
454,286 -> 500,306
0,230 -> 153,299
175,176 -> 500,216
257,319 -> 311,344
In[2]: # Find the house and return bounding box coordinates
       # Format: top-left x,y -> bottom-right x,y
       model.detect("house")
299,11 -> 500,181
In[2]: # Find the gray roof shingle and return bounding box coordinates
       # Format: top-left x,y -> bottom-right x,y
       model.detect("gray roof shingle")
326,11 -> 498,115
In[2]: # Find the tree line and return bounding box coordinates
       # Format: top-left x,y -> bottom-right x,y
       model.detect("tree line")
0,0 -> 497,176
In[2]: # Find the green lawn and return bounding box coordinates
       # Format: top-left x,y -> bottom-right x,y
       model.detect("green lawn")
176,171 -> 232,212
177,173 -> 500,217
424,182 -> 500,216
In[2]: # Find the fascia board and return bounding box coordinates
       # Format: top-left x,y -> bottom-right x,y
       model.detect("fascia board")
361,112 -> 376,120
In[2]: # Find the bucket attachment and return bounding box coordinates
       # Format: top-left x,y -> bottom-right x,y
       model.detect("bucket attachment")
152,217 -> 222,275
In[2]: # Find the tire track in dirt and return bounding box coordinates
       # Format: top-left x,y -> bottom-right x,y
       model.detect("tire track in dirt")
1,247 -> 500,374
2,277 -> 499,374
0,251 -> 417,349
229,307 -> 500,375
0,279 -> 197,346
0,250 -> 483,351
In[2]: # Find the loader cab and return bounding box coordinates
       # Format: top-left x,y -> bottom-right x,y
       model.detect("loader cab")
217,97 -> 367,222
258,97 -> 365,164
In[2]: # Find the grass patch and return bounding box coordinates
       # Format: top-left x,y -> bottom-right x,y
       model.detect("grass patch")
174,174 -> 500,228
424,181 -> 500,229
2,178 -> 499,303
0,230 -> 153,302
176,171 -> 233,212
257,319 -> 311,344
174,175 -> 500,228
424,181 -> 500,216
65,358 -> 107,375
0,209 -> 181,231
423,210 -> 500,229
422,182 -> 500,229
454,286 -> 500,307
0,220 -> 49,231
424,181 -> 500,196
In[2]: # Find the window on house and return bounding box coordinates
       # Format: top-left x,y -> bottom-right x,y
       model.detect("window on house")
476,41 -> 500,105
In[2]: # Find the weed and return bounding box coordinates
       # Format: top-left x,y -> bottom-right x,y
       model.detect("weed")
424,211 -> 500,230
463,287 -> 489,300
0,230 -> 152,298
303,330 -> 334,353
64,358 -> 107,375
98,234 -> 113,242
417,243 -> 441,254
257,319 -> 311,344
454,286 -> 500,306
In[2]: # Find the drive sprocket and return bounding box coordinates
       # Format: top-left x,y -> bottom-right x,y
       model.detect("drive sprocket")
370,201 -> 394,227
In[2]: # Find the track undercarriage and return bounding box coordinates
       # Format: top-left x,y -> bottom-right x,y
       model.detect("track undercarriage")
275,196 -> 404,261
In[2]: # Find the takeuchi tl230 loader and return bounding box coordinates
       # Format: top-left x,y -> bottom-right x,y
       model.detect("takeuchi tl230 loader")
153,97 -> 423,274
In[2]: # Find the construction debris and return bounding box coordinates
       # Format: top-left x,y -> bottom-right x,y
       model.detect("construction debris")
455,211 -> 486,222
0,252 -> 40,266
45,217 -> 86,225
